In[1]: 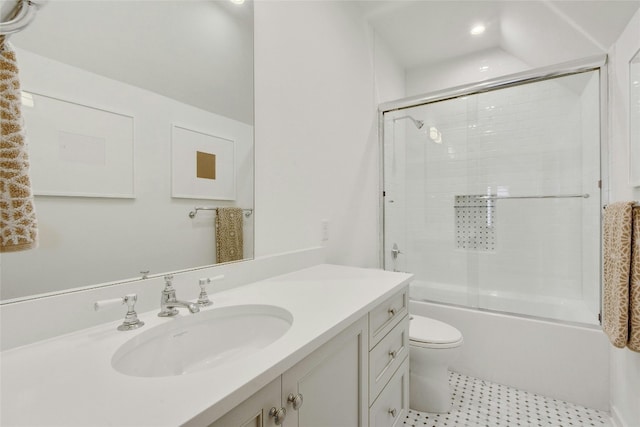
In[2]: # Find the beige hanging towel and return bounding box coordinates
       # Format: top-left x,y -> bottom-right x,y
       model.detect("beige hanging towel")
628,207 -> 640,352
0,39 -> 38,253
215,207 -> 243,263
602,202 -> 634,348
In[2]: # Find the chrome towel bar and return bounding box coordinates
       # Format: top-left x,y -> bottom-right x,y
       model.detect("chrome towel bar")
188,207 -> 253,219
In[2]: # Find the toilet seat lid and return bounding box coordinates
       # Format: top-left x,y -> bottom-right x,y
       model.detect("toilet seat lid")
409,315 -> 463,345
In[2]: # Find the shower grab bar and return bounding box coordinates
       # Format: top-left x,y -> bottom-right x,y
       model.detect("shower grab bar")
188,207 -> 253,219
475,193 -> 590,200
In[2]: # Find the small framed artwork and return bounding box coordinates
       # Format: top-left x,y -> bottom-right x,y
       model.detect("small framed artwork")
630,47 -> 640,187
21,91 -> 135,198
171,124 -> 236,200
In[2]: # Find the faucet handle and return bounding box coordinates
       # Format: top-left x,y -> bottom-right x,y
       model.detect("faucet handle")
197,274 -> 224,307
163,274 -> 175,289
94,297 -> 126,311
94,294 -> 145,331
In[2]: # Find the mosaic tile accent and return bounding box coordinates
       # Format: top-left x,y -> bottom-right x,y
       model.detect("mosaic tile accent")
454,195 -> 496,252
405,371 -> 611,427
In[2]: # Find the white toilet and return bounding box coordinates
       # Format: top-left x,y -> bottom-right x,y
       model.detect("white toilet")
409,315 -> 464,413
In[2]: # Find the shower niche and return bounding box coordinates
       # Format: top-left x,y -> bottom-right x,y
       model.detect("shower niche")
454,195 -> 496,252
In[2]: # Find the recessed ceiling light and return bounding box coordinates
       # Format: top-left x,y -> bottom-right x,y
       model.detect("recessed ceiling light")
470,24 -> 486,36
230,0 -> 245,4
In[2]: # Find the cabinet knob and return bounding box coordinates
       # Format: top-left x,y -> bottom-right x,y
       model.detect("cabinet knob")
388,408 -> 397,417
388,307 -> 397,317
269,407 -> 286,425
389,350 -> 397,359
287,392 -> 304,410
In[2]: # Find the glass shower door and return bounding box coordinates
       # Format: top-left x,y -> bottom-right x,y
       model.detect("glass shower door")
383,95 -> 481,309
382,69 -> 602,325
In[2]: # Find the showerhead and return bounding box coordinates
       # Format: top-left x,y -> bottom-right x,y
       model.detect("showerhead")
393,115 -> 424,130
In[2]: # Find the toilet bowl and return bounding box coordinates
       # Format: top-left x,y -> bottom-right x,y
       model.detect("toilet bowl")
409,315 -> 463,413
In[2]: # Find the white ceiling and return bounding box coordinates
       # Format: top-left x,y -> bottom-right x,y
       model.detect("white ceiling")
10,0 -> 254,124
362,0 -> 640,70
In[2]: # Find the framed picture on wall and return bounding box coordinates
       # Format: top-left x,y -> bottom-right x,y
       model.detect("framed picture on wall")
171,124 -> 236,200
21,91 -> 135,198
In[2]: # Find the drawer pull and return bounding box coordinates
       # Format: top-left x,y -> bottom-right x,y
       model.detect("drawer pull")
389,350 -> 397,359
388,408 -> 397,417
388,308 -> 396,317
269,407 -> 286,425
287,393 -> 304,410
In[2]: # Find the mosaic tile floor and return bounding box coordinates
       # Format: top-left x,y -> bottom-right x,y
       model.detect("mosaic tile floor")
405,371 -> 611,427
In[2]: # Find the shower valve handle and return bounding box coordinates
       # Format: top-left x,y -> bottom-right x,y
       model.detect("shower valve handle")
391,243 -> 402,259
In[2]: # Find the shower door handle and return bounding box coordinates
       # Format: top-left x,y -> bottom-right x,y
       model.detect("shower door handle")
391,243 -> 402,259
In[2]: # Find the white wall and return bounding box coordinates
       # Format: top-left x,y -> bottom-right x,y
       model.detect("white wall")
607,8 -> 640,427
253,1 -> 403,268
406,47 -> 529,97
0,49 -> 254,300
374,31 -> 406,105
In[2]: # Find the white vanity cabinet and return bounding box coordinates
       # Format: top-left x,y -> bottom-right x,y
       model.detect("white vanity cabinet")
208,287 -> 410,427
208,378 -> 282,427
282,315 -> 368,427
208,316 -> 369,427
368,289 -> 410,427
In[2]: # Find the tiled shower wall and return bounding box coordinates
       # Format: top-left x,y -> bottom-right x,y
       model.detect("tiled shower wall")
385,71 -> 601,323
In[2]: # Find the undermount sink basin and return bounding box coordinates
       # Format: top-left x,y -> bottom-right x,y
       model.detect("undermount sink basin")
111,304 -> 293,378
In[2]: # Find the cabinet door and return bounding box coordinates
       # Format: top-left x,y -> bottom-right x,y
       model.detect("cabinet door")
282,316 -> 369,427
208,378 -> 282,427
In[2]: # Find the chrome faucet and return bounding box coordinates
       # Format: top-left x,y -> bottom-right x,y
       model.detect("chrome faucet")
158,274 -> 200,317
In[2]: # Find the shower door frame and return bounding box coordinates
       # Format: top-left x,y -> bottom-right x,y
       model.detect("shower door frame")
378,54 -> 609,323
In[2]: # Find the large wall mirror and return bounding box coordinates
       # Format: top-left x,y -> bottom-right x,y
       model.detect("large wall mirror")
0,0 -> 254,302
630,47 -> 640,187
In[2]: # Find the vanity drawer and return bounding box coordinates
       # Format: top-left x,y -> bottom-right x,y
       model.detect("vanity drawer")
369,287 -> 408,348
369,315 -> 409,404
369,358 -> 409,427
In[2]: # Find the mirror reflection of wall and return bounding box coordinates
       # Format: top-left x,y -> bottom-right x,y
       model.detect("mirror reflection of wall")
0,0 -> 254,301
630,48 -> 640,186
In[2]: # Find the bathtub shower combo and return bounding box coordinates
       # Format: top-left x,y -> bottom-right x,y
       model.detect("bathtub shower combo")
381,59 -> 604,326
381,58 -> 610,410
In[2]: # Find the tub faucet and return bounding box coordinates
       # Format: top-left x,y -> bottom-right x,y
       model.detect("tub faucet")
158,275 -> 200,317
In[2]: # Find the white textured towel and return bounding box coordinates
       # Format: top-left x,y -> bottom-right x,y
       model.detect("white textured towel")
0,39 -> 38,252
602,202 -> 633,348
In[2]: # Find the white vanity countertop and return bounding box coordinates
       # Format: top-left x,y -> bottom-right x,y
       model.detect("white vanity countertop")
0,264 -> 412,426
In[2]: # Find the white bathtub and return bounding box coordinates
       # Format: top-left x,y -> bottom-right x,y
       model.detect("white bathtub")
410,280 -> 600,326
409,291 -> 611,411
